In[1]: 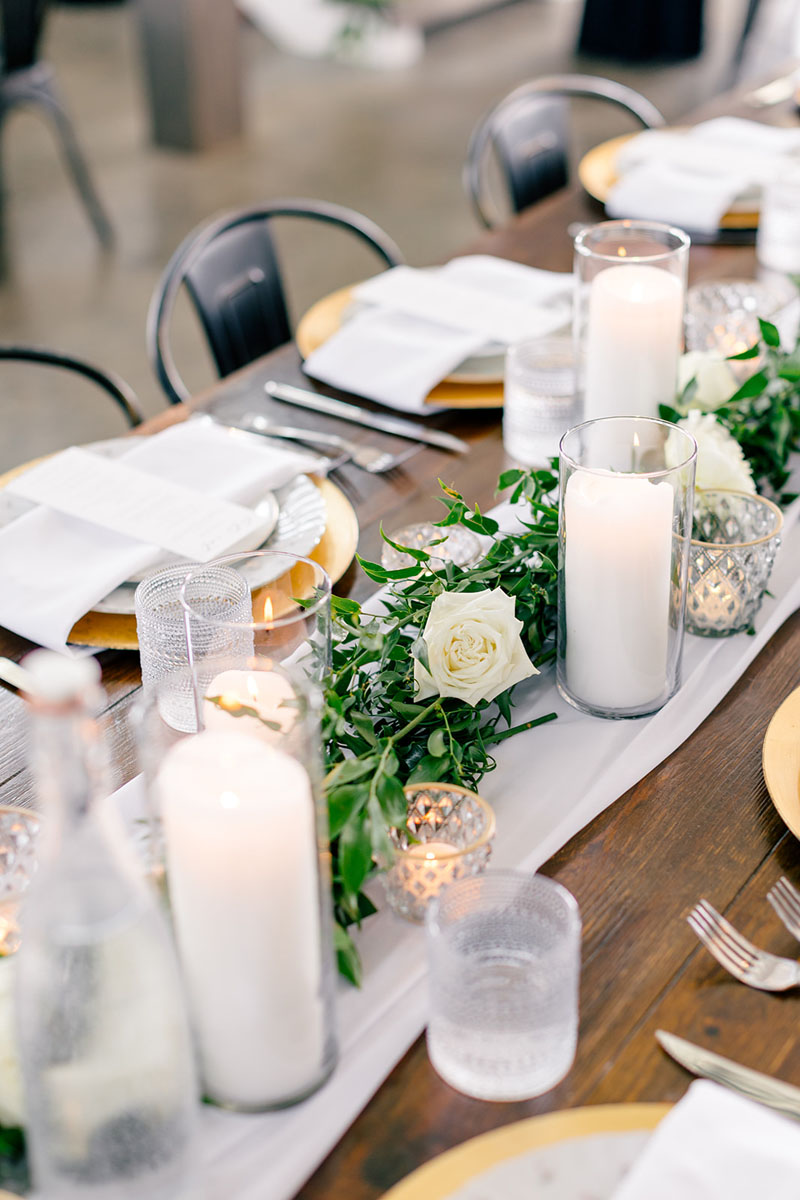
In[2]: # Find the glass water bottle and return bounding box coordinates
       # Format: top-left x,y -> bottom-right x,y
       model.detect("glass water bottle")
16,652 -> 199,1199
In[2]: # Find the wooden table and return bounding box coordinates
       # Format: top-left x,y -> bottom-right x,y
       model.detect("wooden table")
2,78 -> 800,1200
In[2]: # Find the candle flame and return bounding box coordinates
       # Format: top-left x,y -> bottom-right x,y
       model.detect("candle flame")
217,693 -> 243,714
425,851 -> 436,860
262,596 -> 274,626
617,246 -> 627,257
220,790 -> 240,810
246,674 -> 260,703
633,432 -> 640,448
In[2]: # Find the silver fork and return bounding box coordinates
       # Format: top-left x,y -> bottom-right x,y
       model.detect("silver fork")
767,876 -> 800,942
241,413 -> 421,474
687,898 -> 800,991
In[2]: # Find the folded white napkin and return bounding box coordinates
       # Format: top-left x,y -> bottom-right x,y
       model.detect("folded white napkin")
613,1080 -> 800,1199
607,117 -> 800,234
0,421 -> 320,653
302,255 -> 572,413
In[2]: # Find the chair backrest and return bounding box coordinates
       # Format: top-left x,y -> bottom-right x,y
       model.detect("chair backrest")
1,0 -> 48,74
147,198 -> 404,406
0,345 -> 143,425
465,73 -> 666,228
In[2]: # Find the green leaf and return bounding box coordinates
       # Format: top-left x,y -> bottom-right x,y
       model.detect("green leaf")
759,317 -> 781,347
340,816 -> 374,897
497,468 -> 524,491
376,771 -> 407,824
328,784 -> 369,838
727,343 -> 761,361
427,728 -> 447,756
407,753 -> 451,783
334,924 -> 362,987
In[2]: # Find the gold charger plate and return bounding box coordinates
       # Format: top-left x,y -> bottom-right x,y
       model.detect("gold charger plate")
578,132 -> 760,231
295,285 -> 504,410
0,457 -> 359,651
381,1103 -> 670,1200
762,684 -> 800,839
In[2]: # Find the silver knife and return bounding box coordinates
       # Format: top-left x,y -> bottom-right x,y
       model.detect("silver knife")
657,1029 -> 800,1120
264,380 -> 469,455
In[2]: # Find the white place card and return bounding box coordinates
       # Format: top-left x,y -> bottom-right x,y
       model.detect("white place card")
7,446 -> 271,562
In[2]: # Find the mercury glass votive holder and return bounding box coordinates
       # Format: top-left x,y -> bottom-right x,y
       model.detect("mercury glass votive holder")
383,784 -> 495,923
686,489 -> 783,637
380,523 -> 483,571
0,807 -> 41,955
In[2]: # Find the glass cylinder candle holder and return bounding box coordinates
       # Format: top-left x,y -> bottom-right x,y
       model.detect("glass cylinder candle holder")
574,220 -> 690,422
135,657 -> 338,1112
687,489 -> 783,637
557,416 -> 697,719
383,783 -> 495,923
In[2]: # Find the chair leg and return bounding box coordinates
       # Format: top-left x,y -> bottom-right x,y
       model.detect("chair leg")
8,66 -> 114,247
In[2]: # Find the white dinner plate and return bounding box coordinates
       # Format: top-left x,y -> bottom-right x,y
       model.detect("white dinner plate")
0,438 -> 327,616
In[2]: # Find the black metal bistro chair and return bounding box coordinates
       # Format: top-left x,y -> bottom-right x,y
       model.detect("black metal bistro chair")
464,74 -> 666,228
0,0 -> 113,245
147,198 -> 404,407
0,343 -> 142,424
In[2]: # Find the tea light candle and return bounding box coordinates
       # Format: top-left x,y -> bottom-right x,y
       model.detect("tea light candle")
396,840 -> 457,906
584,264 -> 683,420
564,469 -> 673,710
202,669 -> 297,741
157,728 -> 325,1108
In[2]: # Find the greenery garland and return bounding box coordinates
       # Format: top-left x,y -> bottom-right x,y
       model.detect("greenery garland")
323,466 -> 560,983
661,316 -> 800,502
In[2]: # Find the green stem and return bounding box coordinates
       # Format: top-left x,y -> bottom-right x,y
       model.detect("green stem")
435,700 -> 464,782
485,711 -> 557,745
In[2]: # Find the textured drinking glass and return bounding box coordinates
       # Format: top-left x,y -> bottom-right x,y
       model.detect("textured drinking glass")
381,524 -> 482,571
503,335 -> 581,467
180,551 -> 331,687
574,221 -> 689,422
687,489 -> 783,637
557,417 -> 697,719
135,657 -> 338,1112
383,783 -> 495,923
757,175 -> 800,274
0,807 -> 40,954
135,562 -> 253,731
425,870 -> 581,1101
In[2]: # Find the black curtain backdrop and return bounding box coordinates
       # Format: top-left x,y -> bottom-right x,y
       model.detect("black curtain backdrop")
578,0 -> 704,62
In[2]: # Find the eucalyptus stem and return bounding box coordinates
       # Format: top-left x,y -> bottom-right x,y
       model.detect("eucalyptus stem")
484,711 -> 558,745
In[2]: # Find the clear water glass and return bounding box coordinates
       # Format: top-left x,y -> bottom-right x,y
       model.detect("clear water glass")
503,336 -> 580,467
179,551 -> 332,687
425,870 -> 581,1101
135,563 -> 253,732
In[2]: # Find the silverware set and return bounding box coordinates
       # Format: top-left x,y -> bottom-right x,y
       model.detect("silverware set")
203,380 -> 469,477
688,879 -> 800,992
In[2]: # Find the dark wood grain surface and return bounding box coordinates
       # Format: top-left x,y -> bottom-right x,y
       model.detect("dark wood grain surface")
2,75 -> 800,1199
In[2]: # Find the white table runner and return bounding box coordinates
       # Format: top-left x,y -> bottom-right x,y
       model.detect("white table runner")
110,489 -> 800,1200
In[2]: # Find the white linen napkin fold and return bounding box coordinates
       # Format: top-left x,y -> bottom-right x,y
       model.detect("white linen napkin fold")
607,117 -> 800,234
613,1080 -> 800,1199
0,421 -> 320,653
302,255 -> 572,413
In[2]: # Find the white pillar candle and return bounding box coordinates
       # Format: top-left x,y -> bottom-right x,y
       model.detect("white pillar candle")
157,729 -> 326,1108
564,470 -> 674,710
584,264 -> 683,420
202,669 -> 297,742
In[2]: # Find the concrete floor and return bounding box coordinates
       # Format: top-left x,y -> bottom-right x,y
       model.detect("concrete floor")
0,0 -> 749,469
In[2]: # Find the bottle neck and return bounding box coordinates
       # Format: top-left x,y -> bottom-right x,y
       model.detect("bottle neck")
29,698 -> 110,848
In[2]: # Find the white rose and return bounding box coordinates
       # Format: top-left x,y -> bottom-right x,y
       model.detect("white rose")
413,588 -> 537,707
667,410 -> 755,493
0,956 -> 24,1127
677,351 -> 739,411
